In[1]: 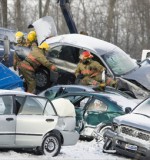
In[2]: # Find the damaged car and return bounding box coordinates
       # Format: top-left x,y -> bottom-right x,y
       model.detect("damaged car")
0,90 -> 79,156
102,97 -> 150,160
52,91 -> 139,141
29,16 -> 150,99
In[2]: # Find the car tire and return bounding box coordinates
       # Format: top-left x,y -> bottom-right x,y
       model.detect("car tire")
42,133 -> 61,157
96,124 -> 112,141
35,67 -> 51,91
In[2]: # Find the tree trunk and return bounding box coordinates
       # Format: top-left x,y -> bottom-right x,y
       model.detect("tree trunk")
39,0 -> 42,18
1,0 -> 7,27
15,0 -> 22,30
43,0 -> 51,17
106,0 -> 116,42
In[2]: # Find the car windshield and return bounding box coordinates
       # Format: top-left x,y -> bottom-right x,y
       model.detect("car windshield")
132,98 -> 150,117
102,49 -> 138,76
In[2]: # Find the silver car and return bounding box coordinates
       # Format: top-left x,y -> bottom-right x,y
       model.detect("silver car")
0,90 -> 79,156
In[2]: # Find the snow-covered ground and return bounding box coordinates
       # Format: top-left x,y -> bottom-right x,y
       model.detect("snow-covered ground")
0,140 -> 130,160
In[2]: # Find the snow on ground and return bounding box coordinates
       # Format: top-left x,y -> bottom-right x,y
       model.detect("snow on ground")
0,140 -> 130,160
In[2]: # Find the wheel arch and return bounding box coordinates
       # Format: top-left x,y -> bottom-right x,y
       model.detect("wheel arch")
43,129 -> 64,145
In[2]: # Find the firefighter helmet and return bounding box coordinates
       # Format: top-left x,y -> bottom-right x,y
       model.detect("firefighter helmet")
27,31 -> 36,42
15,31 -> 24,42
38,42 -> 50,51
79,51 -> 93,60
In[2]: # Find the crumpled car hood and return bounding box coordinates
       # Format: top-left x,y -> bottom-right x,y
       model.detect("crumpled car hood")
114,113 -> 150,132
32,16 -> 57,45
122,63 -> 150,90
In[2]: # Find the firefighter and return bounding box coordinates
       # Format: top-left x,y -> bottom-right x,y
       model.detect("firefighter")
75,51 -> 117,90
19,42 -> 57,93
13,31 -> 27,71
75,51 -> 105,86
26,30 -> 38,48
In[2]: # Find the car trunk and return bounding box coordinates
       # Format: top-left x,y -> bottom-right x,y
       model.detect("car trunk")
52,98 -> 76,131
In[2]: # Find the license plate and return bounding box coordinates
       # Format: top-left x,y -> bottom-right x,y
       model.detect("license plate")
125,144 -> 137,151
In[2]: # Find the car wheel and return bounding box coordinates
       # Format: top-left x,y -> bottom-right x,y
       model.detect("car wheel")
95,125 -> 111,142
36,67 -> 51,91
42,133 -> 61,157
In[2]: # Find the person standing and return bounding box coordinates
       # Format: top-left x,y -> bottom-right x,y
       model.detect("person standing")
13,31 -> 27,71
19,42 -> 57,93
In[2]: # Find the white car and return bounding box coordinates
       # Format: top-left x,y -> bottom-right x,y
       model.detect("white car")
0,89 -> 79,156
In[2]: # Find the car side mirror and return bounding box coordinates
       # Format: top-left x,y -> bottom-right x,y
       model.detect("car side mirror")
125,107 -> 132,114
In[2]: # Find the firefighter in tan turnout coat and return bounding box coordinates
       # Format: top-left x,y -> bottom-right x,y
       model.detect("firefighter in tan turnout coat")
19,42 -> 56,93
75,51 -> 117,90
13,31 -> 27,71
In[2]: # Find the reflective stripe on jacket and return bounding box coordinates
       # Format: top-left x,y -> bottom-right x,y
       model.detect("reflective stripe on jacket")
19,62 -> 34,71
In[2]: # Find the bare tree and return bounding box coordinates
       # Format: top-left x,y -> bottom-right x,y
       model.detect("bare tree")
39,0 -> 42,18
15,0 -> 22,30
106,0 -> 116,42
43,0 -> 51,17
1,0 -> 7,27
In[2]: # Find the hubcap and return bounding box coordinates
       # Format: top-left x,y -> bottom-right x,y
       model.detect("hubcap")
44,136 -> 58,154
36,73 -> 47,87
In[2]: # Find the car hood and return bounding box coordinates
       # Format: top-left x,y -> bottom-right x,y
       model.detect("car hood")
32,16 -> 57,45
114,113 -> 150,132
122,63 -> 150,90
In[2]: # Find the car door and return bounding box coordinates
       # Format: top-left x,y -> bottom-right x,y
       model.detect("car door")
47,45 -> 80,84
0,95 -> 16,145
62,94 -> 91,132
84,98 -> 109,126
16,96 -> 58,146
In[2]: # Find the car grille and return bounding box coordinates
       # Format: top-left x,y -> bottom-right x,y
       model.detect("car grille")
120,126 -> 150,141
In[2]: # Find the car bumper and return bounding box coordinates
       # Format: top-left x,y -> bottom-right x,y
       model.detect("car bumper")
60,130 -> 79,146
104,129 -> 150,159
114,135 -> 150,160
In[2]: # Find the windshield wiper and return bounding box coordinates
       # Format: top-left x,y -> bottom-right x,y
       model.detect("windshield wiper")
134,113 -> 150,118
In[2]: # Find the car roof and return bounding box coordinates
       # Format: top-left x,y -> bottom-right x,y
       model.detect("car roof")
59,91 -> 120,99
0,89 -> 34,96
60,91 -> 138,110
46,34 -> 126,56
49,84 -> 95,91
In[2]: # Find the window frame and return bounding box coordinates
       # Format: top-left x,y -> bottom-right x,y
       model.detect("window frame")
18,95 -> 57,116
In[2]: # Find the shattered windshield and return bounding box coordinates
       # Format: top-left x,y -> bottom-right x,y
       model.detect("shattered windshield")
132,98 -> 150,117
102,49 -> 138,76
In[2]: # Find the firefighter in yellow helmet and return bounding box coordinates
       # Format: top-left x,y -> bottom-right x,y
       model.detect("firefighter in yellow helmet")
19,42 -> 57,93
26,30 -> 38,49
13,31 -> 27,71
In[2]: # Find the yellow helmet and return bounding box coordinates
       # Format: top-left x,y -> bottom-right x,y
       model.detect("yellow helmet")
30,31 -> 36,38
38,42 -> 50,51
27,31 -> 36,42
15,31 -> 24,38
15,31 -> 24,42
